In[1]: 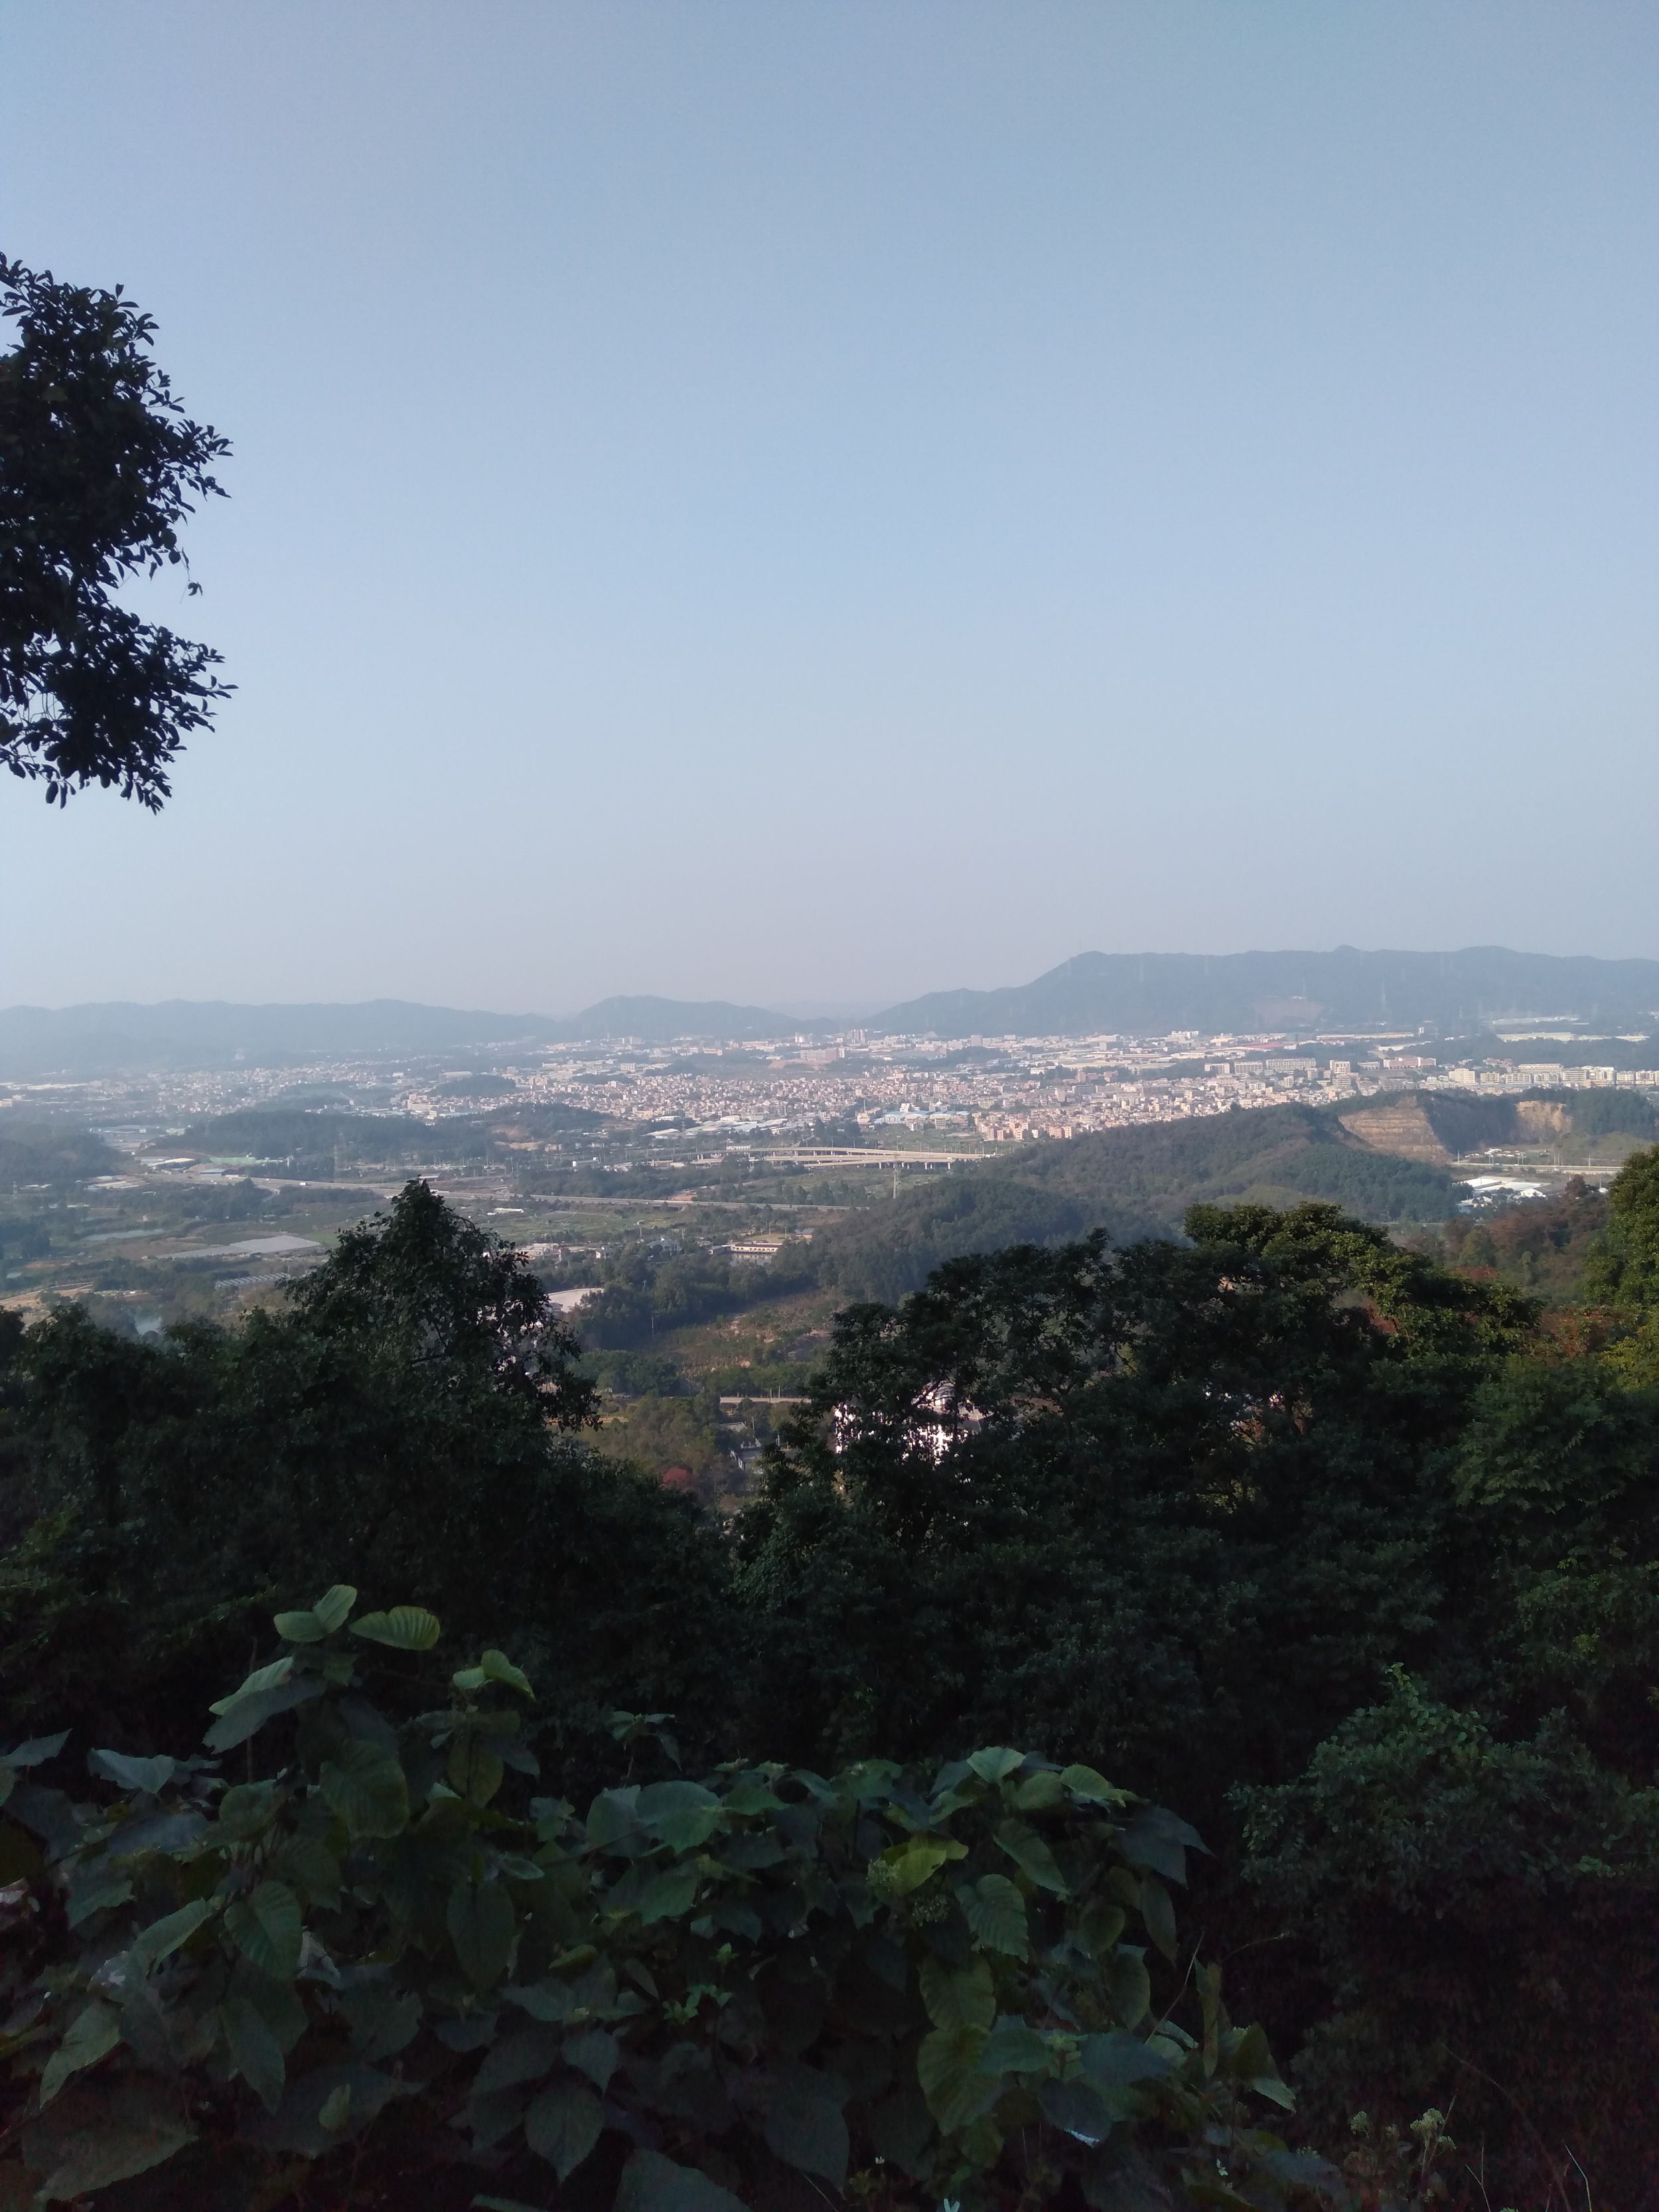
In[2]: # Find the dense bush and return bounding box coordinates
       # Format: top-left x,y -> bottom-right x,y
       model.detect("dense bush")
0,1591 -> 1321,2210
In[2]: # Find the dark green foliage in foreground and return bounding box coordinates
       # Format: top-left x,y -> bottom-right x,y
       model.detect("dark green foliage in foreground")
0,1183 -> 731,1769
1,255 -> 230,808
7,1175 -> 1659,2199
737,1201 -> 1659,2197
0,1597 -> 1317,2211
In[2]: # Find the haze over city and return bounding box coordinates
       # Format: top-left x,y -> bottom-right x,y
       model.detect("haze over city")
3,0 -> 1656,1013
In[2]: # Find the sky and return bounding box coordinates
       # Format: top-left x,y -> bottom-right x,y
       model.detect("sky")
1,1 -> 1655,1017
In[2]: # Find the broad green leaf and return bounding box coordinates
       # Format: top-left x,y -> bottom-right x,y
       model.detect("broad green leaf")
1224,2021 -> 1295,2107
449,1878 -> 516,1990
203,1676 -> 322,1752
1117,1804 -> 1206,1883
995,1817 -> 1069,1895
320,1740 -> 409,1840
25,2080 -> 192,2201
1060,1763 -> 1128,1806
615,2148 -> 749,2211
526,2076 -> 604,2179
132,1896 -> 215,1967
223,1994 -> 286,2113
216,1781 -> 280,1840
1012,1768 -> 1066,1812
313,1584 -> 356,1633
1038,2075 -> 1118,2145
226,1880 -> 303,1982
88,1749 -> 175,1795
721,1777 -> 784,1815
338,1984 -> 421,2062
209,1657 -> 293,1713
636,1779 -> 723,1850
636,1861 -> 700,1924
4,1732 -> 68,1769
920,1955 -> 995,2032
877,1834 -> 968,1895
564,2026 -> 620,2091
350,1605 -> 441,1651
1139,1873 -> 1178,1962
447,1736 -> 505,1806
966,1747 -> 1025,1784
319,2083 -> 352,2130
960,1873 -> 1028,1959
585,1787 -> 641,1850
1104,1949 -> 1152,2030
479,1648 -> 534,1698
273,1608 -> 328,1643
473,2022 -> 561,2097
1080,2029 -> 1175,2091
39,2000 -> 120,2104
980,2017 -> 1051,2076
916,2025 -> 997,2132
764,2063 -> 849,2187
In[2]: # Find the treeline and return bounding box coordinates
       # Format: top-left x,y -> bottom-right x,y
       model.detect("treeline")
4,1161 -> 1659,2197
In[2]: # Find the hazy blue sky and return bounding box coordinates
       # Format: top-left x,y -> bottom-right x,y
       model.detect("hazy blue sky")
2,1 -> 1654,1014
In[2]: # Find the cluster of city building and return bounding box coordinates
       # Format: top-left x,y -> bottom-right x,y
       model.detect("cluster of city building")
5,1024 -> 1655,1162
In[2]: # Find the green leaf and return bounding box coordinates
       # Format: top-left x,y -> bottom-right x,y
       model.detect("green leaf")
763,2063 -> 849,2187
4,1732 -> 68,1768
1080,2029 -> 1175,2092
320,1740 -> 409,1840
474,2023 -> 562,2097
1060,1763 -> 1127,1806
479,1648 -> 534,1698
980,2018 -> 1051,2075
1104,1950 -> 1152,2029
223,1994 -> 287,2113
273,1609 -> 328,1643
525,2076 -> 604,2179
131,1896 -> 215,1967
876,1834 -> 968,1894
216,1781 -> 280,1840
1012,1768 -> 1067,1812
313,1584 -> 357,1633
564,2026 -> 620,2091
449,1878 -> 516,1990
995,1816 -> 1069,1894
203,1675 -> 322,1752
319,2083 -> 352,2131
226,1880 -> 303,1982
338,1984 -> 422,2062
920,1955 -> 995,2033
917,2026 -> 997,2132
39,2000 -> 120,2105
25,2080 -> 193,2201
966,1747 -> 1025,1783
615,2148 -> 749,2211
959,1872 -> 1028,1959
636,1778 -> 723,1850
1139,1873 -> 1178,1962
637,1860 -> 701,1924
1224,2021 -> 1295,2106
351,1605 -> 441,1651
209,1657 -> 294,1713
87,1748 -> 176,1795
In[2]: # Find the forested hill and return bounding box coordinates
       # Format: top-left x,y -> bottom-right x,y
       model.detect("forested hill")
871,944 -> 1659,1037
811,1100 -> 1455,1299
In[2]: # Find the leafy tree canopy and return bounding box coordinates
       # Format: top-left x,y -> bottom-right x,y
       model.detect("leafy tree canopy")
0,254 -> 229,806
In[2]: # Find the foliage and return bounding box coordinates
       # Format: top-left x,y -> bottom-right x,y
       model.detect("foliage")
0,1185 -> 733,1770
1238,1672 -> 1659,2205
1583,1141 -> 1659,1311
737,1206 -> 1531,1820
0,1594 -> 1324,2211
1435,1179 -> 1608,1299
0,256 -> 230,808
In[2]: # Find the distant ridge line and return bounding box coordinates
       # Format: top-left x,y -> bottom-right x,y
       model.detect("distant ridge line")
1,946 -> 1654,1076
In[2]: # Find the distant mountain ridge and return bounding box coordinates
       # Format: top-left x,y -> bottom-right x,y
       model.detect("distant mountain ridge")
1,946 -> 1654,1077
0,995 -> 818,1077
869,946 -> 1659,1039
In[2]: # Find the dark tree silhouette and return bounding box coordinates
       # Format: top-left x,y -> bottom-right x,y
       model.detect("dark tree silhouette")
0,255 -> 230,808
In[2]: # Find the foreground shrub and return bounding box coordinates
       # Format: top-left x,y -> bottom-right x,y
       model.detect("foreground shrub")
0,1589 -> 1327,2209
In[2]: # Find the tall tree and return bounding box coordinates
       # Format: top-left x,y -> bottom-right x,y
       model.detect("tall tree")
0,255 -> 229,808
